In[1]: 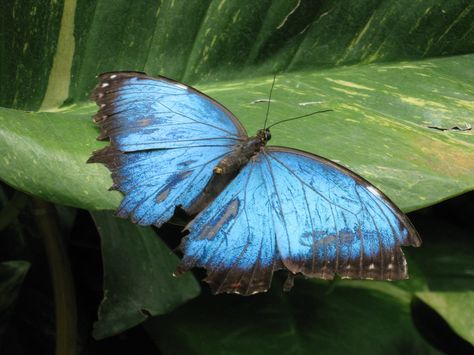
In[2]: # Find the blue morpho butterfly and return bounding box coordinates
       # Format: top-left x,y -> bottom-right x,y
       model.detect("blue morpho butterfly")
89,71 -> 421,296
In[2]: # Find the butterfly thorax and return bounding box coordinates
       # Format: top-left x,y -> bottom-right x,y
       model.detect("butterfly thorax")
213,129 -> 271,175
187,129 -> 270,215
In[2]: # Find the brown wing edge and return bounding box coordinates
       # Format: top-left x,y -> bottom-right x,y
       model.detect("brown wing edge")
87,71 -> 250,218
175,251 -> 286,296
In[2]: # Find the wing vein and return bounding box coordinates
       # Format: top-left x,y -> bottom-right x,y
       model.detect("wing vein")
266,153 -> 357,216
361,187 -> 404,244
354,187 -> 384,277
301,185 -> 317,274
262,153 -> 293,259
158,101 -> 244,139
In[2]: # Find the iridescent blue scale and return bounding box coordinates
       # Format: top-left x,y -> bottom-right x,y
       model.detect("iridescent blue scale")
90,71 -> 421,296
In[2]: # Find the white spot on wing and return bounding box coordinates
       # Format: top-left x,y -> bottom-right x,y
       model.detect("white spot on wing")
173,83 -> 187,90
101,82 -> 109,88
368,263 -> 375,270
110,74 -> 117,79
367,185 -> 381,197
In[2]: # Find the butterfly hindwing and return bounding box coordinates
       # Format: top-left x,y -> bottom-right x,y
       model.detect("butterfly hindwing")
261,147 -> 421,279
89,72 -> 247,226
178,160 -> 284,295
179,147 -> 421,294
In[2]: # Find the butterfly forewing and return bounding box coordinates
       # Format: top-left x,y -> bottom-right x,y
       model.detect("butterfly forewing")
89,72 -> 247,227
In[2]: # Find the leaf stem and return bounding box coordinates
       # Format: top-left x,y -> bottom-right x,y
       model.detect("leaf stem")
32,198 -> 77,355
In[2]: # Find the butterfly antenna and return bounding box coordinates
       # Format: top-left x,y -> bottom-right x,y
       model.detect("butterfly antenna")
263,73 -> 277,130
266,109 -> 333,129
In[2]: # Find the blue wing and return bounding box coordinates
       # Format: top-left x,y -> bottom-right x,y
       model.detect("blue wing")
89,72 -> 247,226
178,147 -> 421,295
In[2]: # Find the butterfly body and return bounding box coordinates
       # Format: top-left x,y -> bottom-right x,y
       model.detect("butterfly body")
89,71 -> 421,296
213,129 -> 270,175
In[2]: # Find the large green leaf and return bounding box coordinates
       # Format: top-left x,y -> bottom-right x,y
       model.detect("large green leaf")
415,291 -> 474,345
0,0 -> 63,110
0,106 -> 121,210
91,211 -> 201,339
1,55 -> 473,212
4,0 -> 474,109
146,279 -> 439,355
403,211 -> 474,346
2,0 -> 474,348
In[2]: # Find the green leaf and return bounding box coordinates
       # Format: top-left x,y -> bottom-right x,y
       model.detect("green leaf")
0,261 -> 30,343
0,106 -> 121,210
1,55 -> 473,212
91,211 -> 200,340
65,0 -> 474,104
2,0 -> 473,350
415,291 -> 474,345
401,211 -> 474,345
4,1 -> 474,109
146,279 -> 439,355
0,0 -> 63,110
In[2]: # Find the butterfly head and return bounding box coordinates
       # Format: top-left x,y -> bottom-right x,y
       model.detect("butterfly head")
256,128 -> 271,145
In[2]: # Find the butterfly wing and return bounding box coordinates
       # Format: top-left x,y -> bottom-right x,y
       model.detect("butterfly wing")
178,159 -> 285,295
89,72 -> 247,226
178,146 -> 421,295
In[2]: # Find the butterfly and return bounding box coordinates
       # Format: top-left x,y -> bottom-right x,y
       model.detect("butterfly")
89,71 -> 421,295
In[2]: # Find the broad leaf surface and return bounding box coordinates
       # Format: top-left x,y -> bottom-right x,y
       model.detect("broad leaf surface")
403,211 -> 474,345
1,0 -> 474,347
146,279 -> 439,355
416,291 -> 474,345
1,55 -> 473,212
4,0 -> 473,109
91,211 -> 200,339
